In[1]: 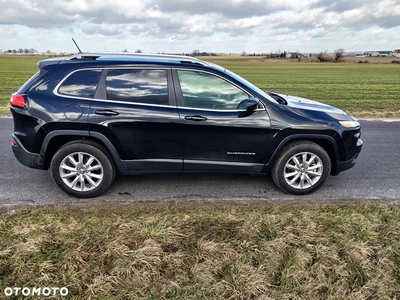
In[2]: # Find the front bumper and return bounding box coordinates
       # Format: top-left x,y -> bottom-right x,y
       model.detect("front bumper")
11,134 -> 41,169
336,137 -> 363,174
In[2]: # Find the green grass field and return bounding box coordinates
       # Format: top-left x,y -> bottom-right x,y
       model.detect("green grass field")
1,201 -> 400,299
1,55 -> 400,117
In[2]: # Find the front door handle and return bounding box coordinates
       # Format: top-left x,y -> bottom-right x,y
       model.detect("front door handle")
95,109 -> 119,116
184,115 -> 208,121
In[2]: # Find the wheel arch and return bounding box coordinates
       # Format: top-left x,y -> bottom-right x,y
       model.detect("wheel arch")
268,134 -> 339,175
40,130 -> 127,171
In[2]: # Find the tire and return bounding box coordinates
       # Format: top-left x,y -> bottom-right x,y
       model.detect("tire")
50,140 -> 115,198
271,141 -> 331,195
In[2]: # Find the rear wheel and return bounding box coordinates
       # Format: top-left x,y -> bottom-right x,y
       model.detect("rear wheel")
271,141 -> 331,195
50,141 -> 115,198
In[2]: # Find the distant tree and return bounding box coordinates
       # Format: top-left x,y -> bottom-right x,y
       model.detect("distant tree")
18,48 -> 23,54
309,53 -> 312,57
135,49 -> 142,53
192,49 -> 200,56
317,51 -> 331,62
122,49 -> 128,53
334,48 -> 345,62
24,48 -> 29,54
12,49 -> 17,54
241,51 -> 246,56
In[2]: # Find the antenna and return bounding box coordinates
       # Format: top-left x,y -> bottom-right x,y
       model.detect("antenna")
72,38 -> 82,53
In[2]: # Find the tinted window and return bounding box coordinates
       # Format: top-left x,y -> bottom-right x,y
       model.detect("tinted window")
106,69 -> 168,105
177,70 -> 249,110
58,69 -> 101,98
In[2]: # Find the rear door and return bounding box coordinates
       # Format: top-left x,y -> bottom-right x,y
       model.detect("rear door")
173,69 -> 271,173
88,67 -> 182,172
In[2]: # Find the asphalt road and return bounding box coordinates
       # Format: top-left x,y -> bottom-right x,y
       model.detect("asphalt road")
1,117 -> 399,206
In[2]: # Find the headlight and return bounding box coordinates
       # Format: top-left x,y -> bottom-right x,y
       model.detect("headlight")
339,121 -> 360,128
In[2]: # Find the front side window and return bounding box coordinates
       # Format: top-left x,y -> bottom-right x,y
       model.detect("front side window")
106,69 -> 168,105
177,70 -> 249,110
58,69 -> 101,98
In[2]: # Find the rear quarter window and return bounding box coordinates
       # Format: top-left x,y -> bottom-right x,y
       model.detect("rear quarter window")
58,69 -> 102,98
18,71 -> 40,93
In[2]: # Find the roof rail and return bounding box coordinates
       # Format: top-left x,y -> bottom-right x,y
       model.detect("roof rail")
68,52 -> 209,66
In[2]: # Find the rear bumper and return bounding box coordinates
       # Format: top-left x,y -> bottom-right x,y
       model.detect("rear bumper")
11,134 -> 41,169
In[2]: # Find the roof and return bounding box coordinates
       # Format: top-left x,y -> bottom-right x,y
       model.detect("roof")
38,52 -> 228,71
68,52 -> 210,66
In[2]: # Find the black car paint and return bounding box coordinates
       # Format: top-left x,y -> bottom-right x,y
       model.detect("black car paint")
11,57 -> 362,179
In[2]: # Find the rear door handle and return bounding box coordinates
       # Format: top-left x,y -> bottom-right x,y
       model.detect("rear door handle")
184,115 -> 207,121
95,109 -> 119,116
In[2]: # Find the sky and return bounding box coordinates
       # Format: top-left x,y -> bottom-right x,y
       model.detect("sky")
0,0 -> 399,54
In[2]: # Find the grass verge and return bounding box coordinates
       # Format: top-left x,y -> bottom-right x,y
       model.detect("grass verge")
1,201 -> 399,299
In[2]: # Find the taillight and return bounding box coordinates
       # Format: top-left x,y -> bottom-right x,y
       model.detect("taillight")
10,93 -> 26,108
11,139 -> 17,146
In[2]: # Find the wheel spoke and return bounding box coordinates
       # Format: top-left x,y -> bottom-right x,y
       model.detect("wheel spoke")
61,171 -> 78,179
284,171 -> 299,178
85,156 -> 94,168
67,155 -> 78,167
308,163 -> 323,170
300,174 -> 305,188
87,172 -> 102,180
86,165 -> 101,172
285,163 -> 300,171
307,170 -> 322,177
60,164 -> 77,172
302,153 -> 307,164
68,175 -> 80,189
85,175 -> 97,188
292,157 -> 301,168
80,175 -> 85,191
289,173 -> 300,185
304,174 -> 313,186
307,155 -> 316,165
78,153 -> 83,165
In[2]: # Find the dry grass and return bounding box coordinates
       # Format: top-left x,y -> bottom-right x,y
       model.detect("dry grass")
1,201 -> 400,299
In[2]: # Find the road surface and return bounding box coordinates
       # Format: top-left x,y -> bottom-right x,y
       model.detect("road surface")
1,118 -> 399,206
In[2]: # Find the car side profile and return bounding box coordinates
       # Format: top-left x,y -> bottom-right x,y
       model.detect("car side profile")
10,53 -> 363,198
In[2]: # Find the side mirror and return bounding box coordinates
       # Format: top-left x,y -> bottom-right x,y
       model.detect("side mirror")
246,97 -> 260,111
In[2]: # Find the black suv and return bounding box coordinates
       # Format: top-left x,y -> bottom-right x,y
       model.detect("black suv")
10,53 -> 363,198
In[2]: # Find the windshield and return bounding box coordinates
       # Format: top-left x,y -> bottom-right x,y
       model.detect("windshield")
224,69 -> 278,104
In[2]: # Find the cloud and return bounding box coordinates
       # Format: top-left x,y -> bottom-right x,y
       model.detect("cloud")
0,0 -> 399,53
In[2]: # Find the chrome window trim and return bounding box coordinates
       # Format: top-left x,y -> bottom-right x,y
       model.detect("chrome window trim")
91,98 -> 175,109
53,68 -> 103,100
177,106 -> 266,112
53,67 -> 173,108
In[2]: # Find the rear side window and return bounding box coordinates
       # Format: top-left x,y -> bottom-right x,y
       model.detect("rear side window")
18,71 -> 40,93
58,69 -> 101,98
106,69 -> 168,105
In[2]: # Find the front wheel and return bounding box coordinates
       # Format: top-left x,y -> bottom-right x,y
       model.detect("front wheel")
271,141 -> 331,195
50,141 -> 115,198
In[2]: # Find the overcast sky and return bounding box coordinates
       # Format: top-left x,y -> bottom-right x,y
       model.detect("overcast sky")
0,0 -> 399,54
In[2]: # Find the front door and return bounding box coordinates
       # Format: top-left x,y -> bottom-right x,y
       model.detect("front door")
173,69 -> 271,173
